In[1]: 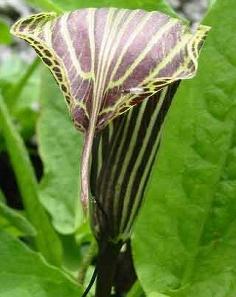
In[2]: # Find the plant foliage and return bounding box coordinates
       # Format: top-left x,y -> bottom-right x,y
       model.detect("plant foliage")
133,1 -> 236,296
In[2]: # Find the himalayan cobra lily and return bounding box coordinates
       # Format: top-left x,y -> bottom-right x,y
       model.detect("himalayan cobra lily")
11,8 -> 209,297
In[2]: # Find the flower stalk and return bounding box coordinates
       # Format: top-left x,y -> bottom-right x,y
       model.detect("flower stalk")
95,241 -> 122,297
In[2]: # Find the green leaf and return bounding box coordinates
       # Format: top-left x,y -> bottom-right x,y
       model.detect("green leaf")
127,281 -> 145,297
0,56 -> 41,141
0,94 -> 62,266
0,188 -> 6,203
26,0 -> 62,13
0,19 -> 12,45
0,189 -> 34,238
26,0 -> 176,16
60,234 -> 83,273
133,0 -> 236,296
0,199 -> 36,237
148,294 -> 169,297
0,231 -> 83,297
38,69 -> 83,234
209,0 -> 217,8
0,54 -> 36,86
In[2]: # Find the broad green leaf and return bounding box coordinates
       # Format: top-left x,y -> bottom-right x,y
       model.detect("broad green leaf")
11,8 -> 209,210
60,234 -> 83,273
4,58 -> 40,107
38,69 -> 83,234
127,281 -> 145,297
0,19 -> 12,45
0,202 -> 36,237
0,94 -> 62,266
209,0 -> 217,8
26,0 -> 176,16
0,231 -> 83,297
133,0 -> 236,296
149,294 -> 169,297
0,54 -> 34,84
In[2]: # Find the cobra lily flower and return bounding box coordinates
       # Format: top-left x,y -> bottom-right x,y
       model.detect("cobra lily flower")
11,8 -> 209,296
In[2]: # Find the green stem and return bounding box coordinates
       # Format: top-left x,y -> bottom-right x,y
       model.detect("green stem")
78,240 -> 98,285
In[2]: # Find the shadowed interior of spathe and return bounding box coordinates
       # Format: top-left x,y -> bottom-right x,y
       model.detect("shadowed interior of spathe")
11,7 -> 210,211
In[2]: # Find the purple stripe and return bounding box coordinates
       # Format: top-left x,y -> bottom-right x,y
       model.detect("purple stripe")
113,13 -> 170,81
67,10 -> 92,73
94,8 -> 110,74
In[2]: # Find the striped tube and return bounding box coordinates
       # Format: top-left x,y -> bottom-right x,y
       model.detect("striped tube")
90,81 -> 180,242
